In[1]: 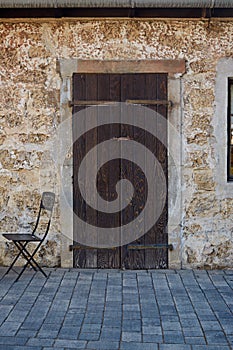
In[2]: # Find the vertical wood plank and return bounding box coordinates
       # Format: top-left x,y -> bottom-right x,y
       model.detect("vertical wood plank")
73,74 -> 87,268
85,74 -> 98,268
156,73 -> 168,268
97,74 -> 110,268
144,73 -> 158,268
96,74 -> 121,268
120,74 -> 146,269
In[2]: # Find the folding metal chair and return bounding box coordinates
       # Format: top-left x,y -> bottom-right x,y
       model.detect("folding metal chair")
2,192 -> 55,282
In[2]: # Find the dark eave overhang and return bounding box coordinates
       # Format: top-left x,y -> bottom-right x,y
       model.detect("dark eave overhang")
1,0 -> 233,18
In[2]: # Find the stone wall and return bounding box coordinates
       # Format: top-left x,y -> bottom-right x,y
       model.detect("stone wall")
0,18 -> 233,268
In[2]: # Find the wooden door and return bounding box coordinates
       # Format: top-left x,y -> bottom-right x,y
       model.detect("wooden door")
72,73 -> 168,269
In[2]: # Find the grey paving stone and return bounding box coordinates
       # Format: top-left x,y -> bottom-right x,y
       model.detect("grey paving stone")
54,339 -> 87,348
122,320 -> 141,332
87,340 -> 120,349
159,315 -> 180,322
159,345 -> 191,350
163,330 -> 185,344
142,326 -> 162,335
103,317 -> 122,327
143,334 -> 163,342
43,315 -> 64,324
122,295 -> 138,302
39,323 -> 61,332
180,318 -> 201,327
27,338 -> 54,346
192,346 -> 231,350
0,337 -> 28,345
122,331 -> 142,342
200,320 -> 222,331
0,344 -> 15,350
24,316 -> 45,324
215,311 -> 232,319
159,307 -> 178,316
37,330 -> 60,339
0,346 -> 42,350
179,312 -> 198,320
42,348 -> 64,350
81,323 -> 102,332
218,321 -> 233,334
58,325 -> 80,339
123,313 -> 141,320
0,305 -> 14,317
121,342 -> 158,350
99,333 -> 121,342
16,330 -> 37,338
227,335 -> 233,346
44,310 -> 66,318
197,314 -> 218,321
142,318 -> 161,326
123,304 -> 140,311
79,332 -> 100,340
64,316 -> 84,325
6,311 -> 29,322
182,328 -> 204,337
162,321 -> 182,330
205,330 -> 229,344
0,321 -> 21,336
104,310 -> 122,319
85,316 -> 104,324
185,337 -> 206,344
21,321 -> 44,331
100,327 -> 121,341
18,294 -> 38,304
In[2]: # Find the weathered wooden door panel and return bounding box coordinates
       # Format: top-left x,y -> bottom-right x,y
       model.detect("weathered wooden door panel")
72,73 -> 168,269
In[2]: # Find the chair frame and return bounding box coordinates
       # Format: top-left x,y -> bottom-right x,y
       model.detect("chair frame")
2,192 -> 55,282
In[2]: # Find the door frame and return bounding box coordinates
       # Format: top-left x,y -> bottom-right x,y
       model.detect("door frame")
57,59 -> 185,268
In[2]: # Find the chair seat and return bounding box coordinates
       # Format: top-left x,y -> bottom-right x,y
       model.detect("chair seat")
3,233 -> 41,242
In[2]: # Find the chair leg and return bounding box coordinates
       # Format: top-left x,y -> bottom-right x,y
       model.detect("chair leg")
4,242 -> 31,276
19,244 -> 47,277
15,259 -> 47,282
16,242 -> 38,271
15,242 -> 47,282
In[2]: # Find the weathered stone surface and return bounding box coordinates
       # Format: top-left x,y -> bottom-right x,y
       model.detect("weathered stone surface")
0,150 -> 42,170
0,18 -> 233,268
185,88 -> 215,110
183,224 -> 202,238
18,133 -> 49,144
193,169 -> 216,191
189,58 -> 216,73
220,198 -> 233,219
186,193 -> 219,218
185,233 -> 233,269
186,150 -> 209,169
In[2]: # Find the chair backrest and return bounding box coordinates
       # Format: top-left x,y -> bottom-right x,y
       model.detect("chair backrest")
41,192 -> 55,212
32,192 -> 55,238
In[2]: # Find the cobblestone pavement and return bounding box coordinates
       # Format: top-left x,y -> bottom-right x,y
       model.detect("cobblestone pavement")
0,268 -> 232,350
